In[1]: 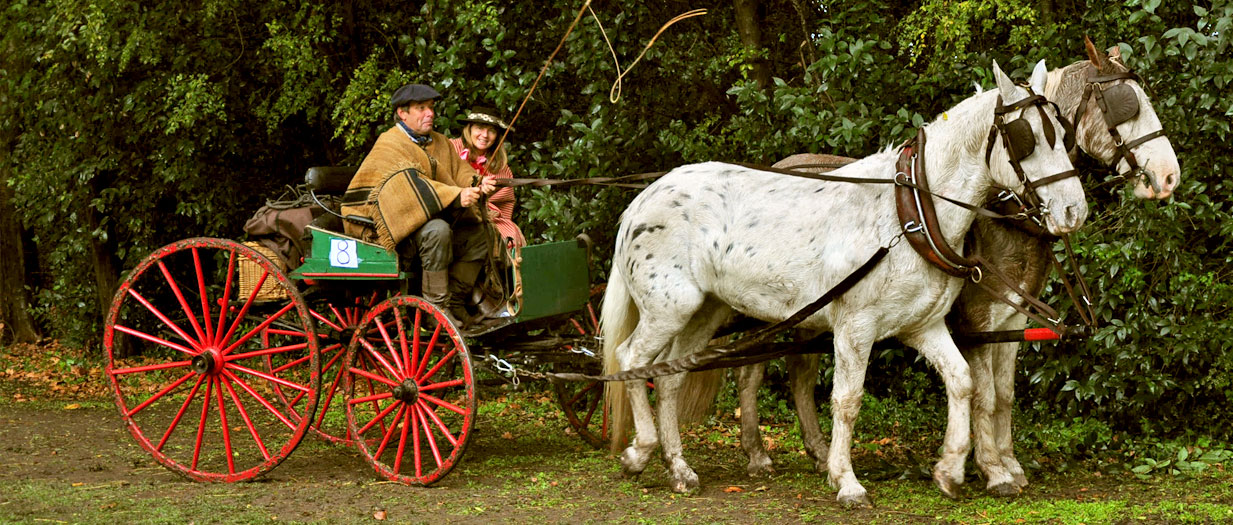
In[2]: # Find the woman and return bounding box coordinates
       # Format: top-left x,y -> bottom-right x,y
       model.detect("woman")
450,107 -> 526,248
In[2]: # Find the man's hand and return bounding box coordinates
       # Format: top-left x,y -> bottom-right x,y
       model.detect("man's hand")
459,187 -> 481,207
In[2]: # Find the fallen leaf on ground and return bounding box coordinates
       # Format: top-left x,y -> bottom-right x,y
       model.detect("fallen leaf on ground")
723,486 -> 743,493
64,403 -> 81,410
373,510 -> 387,520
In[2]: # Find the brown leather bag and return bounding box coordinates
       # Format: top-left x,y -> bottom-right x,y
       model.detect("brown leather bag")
243,203 -> 322,270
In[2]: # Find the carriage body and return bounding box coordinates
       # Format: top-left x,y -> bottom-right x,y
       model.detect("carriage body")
103,165 -> 602,487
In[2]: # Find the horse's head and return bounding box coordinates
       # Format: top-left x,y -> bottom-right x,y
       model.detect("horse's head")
989,60 -> 1089,235
1075,36 -> 1180,200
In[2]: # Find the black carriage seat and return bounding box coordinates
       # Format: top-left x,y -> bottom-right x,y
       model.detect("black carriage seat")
303,166 -> 367,234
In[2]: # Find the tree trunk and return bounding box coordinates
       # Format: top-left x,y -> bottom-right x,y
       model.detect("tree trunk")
86,173 -> 126,355
733,0 -> 773,90
0,154 -> 41,344
1039,0 -> 1056,25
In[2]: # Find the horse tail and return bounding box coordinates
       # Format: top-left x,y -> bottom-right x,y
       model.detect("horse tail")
601,264 -> 639,453
675,369 -> 725,424
675,321 -> 736,425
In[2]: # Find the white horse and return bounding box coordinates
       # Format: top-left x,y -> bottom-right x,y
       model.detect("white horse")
732,39 -> 1181,496
602,60 -> 1086,507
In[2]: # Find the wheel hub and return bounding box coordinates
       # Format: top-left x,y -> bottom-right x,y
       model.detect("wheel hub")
191,350 -> 219,375
391,379 -> 419,404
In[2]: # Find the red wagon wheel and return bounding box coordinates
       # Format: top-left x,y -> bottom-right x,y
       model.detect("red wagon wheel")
344,295 -> 476,485
551,288 -> 609,448
104,238 -> 320,482
267,292 -> 382,446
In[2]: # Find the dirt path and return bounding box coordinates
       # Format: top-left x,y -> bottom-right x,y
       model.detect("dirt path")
3,396 -> 1232,524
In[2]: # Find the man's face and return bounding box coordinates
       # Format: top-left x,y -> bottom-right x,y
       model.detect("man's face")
397,100 -> 435,135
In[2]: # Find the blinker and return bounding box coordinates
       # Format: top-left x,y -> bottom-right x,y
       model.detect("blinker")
1101,84 -> 1140,126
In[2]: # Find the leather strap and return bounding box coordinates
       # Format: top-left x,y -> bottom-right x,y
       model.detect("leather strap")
895,129 -> 980,278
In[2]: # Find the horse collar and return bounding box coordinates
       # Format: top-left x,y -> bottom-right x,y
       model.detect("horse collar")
894,129 -> 981,279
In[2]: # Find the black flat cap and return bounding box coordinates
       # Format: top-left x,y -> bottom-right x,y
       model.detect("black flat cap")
390,83 -> 441,107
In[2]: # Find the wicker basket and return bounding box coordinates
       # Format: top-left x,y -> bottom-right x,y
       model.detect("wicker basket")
240,242 -> 290,302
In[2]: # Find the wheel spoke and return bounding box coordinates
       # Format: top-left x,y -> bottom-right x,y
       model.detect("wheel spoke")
112,325 -> 196,356
228,363 -> 312,393
416,404 -> 444,469
415,324 -> 443,380
357,398 -> 401,435
418,348 -> 458,384
125,289 -> 201,352
411,309 -> 422,378
214,376 -> 237,474
219,301 -> 297,356
157,260 -> 207,343
348,366 -> 400,389
310,308 -> 346,332
111,358 -> 193,376
394,406 -> 412,476
220,375 -> 271,461
227,341 -> 310,365
373,404 -> 406,461
211,249 -> 239,346
372,312 -> 406,374
417,400 -> 459,447
419,392 -> 465,415
156,374 -> 208,451
193,247 -> 215,343
191,377 -> 214,470
357,337 -> 403,380
222,370 -> 297,430
125,370 -> 196,417
395,307 -> 411,377
418,378 -> 465,392
314,345 -> 348,429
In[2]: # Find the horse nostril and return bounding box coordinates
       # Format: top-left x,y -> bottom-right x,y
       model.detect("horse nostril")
1166,173 -> 1176,188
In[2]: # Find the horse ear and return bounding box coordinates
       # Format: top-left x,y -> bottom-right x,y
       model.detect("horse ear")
993,60 -> 1018,100
1107,44 -> 1124,63
1029,60 -> 1049,94
1084,35 -> 1109,71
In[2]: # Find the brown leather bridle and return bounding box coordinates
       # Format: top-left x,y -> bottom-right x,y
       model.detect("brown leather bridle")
1074,68 -> 1169,192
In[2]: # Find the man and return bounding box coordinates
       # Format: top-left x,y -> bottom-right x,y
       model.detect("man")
340,83 -> 497,326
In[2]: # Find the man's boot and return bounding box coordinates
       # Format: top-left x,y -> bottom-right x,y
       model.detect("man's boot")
422,269 -> 463,328
451,261 -> 507,331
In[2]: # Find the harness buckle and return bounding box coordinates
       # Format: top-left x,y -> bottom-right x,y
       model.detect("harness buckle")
903,220 -> 924,233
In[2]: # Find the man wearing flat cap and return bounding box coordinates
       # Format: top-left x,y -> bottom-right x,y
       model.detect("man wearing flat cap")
340,83 -> 497,326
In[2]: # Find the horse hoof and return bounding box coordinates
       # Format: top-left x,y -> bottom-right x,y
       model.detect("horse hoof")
746,456 -> 775,477
620,449 -> 649,477
934,476 -> 964,500
670,471 -> 700,493
988,481 -> 1021,498
1011,471 -> 1029,488
837,490 -> 873,509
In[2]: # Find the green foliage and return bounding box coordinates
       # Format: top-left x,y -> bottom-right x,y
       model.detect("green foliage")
2,0 -> 1232,443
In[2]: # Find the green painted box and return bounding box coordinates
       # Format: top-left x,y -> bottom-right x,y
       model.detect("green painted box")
290,226 -> 403,281
512,238 -> 591,323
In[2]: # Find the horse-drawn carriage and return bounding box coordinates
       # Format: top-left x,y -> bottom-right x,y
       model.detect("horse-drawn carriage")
104,39 -> 1180,506
103,165 -> 609,485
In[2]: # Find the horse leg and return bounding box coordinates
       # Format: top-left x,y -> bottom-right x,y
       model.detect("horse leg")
901,322 -> 973,500
967,343 -> 1018,496
787,351 -> 828,473
827,327 -> 874,508
736,362 -> 774,476
656,300 -> 732,493
991,341 -> 1028,488
616,322 -> 683,477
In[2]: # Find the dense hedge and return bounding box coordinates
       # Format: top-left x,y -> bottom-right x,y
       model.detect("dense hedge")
2,0 -> 1230,437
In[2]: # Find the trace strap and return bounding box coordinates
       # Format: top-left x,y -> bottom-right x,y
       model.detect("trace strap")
550,246 -> 890,384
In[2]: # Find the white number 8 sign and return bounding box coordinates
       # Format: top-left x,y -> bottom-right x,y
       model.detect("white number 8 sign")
329,239 -> 360,268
